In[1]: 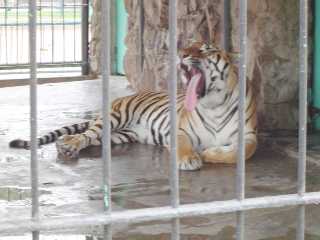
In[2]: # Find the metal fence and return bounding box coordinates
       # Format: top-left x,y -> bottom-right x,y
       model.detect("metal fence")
0,0 -> 89,75
0,0 -> 319,239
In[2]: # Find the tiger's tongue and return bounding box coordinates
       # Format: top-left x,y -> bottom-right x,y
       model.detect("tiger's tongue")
184,72 -> 202,112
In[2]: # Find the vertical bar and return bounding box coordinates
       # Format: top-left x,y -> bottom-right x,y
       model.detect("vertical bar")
169,0 -> 180,239
39,0 -> 43,63
237,0 -> 247,203
29,0 -> 39,239
62,0 -> 65,62
221,0 -> 230,51
5,0 -> 8,64
14,9 -> 18,62
81,0 -> 89,75
101,0 -> 112,239
236,211 -> 245,240
236,0 -> 247,239
51,0 -> 54,62
73,0 -> 76,61
298,0 -> 308,198
138,0 -> 144,82
169,0 -> 179,210
296,0 -> 308,239
297,206 -> 305,240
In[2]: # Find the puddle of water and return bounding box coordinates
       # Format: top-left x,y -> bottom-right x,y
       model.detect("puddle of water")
0,186 -> 50,202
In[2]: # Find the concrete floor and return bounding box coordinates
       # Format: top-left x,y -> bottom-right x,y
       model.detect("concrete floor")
1,78 -> 320,239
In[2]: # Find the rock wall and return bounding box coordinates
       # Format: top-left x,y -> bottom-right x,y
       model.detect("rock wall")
91,0 -> 312,130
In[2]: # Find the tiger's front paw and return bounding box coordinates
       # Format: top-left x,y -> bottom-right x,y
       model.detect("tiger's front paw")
178,152 -> 203,171
56,135 -> 82,160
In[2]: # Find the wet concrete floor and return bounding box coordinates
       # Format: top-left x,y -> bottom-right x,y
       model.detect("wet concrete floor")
1,78 -> 320,239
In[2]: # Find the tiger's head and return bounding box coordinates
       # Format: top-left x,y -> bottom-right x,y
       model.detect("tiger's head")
180,42 -> 237,111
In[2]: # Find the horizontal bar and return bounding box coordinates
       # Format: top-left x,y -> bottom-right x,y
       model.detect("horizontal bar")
0,62 -> 82,70
0,22 -> 83,26
0,4 -> 88,9
1,192 -> 320,235
0,76 -> 95,88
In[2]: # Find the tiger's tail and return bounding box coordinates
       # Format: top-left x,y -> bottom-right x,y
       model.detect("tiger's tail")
9,121 -> 91,149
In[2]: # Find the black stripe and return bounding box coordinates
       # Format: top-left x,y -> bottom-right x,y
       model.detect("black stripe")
223,62 -> 229,71
72,124 -> 80,133
179,128 -> 194,146
158,114 -> 168,130
146,101 -> 169,123
54,130 -> 63,137
150,107 -> 169,146
215,54 -> 221,66
195,108 -> 217,136
39,138 -> 44,145
245,108 -> 255,124
49,132 -> 56,142
111,112 -> 121,128
229,128 -> 238,138
123,94 -> 140,128
128,92 -> 160,126
63,127 -> 72,135
118,131 -> 133,143
137,96 -> 166,123
187,118 -> 201,145
216,105 -> 238,132
45,135 -> 50,143
151,128 -> 158,145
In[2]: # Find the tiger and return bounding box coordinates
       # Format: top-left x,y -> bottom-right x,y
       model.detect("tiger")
9,42 -> 257,171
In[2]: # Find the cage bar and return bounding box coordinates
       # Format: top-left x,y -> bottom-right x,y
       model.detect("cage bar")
236,0 -> 247,239
51,0 -> 55,62
222,0 -> 230,51
81,0 -> 89,75
168,0 -> 180,239
101,0 -> 112,239
29,0 -> 39,239
296,0 -> 308,239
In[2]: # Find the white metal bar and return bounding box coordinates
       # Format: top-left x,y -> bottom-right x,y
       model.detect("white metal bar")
237,0 -> 247,239
101,0 -> 112,239
296,0 -> 308,239
169,0 -> 180,238
298,0 -> 308,197
101,0 -> 112,214
221,0 -> 230,51
297,206 -> 305,240
237,0 -> 247,202
29,0 -> 39,239
168,0 -> 179,210
1,192 -> 320,235
236,211 -> 245,240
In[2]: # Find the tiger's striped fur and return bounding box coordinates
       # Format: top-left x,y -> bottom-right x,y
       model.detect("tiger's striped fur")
9,42 -> 257,171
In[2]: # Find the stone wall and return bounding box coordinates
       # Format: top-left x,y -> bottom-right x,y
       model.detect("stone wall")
91,0 -> 312,130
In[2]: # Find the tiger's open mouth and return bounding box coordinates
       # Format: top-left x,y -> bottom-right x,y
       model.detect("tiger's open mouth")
180,63 -> 206,112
